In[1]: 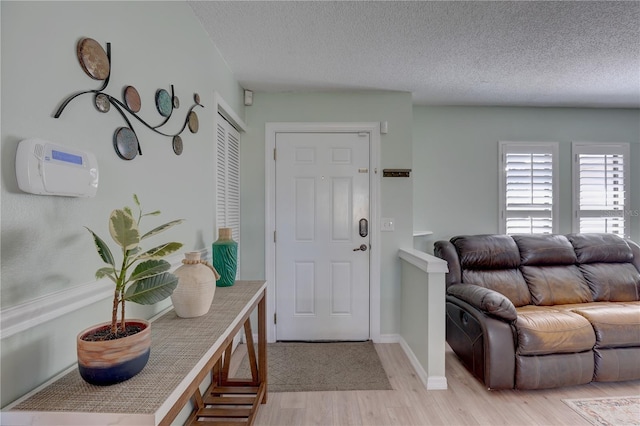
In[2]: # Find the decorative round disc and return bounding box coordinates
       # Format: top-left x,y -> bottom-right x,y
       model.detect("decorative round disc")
194,93 -> 200,104
173,95 -> 180,109
77,38 -> 110,80
188,111 -> 199,133
113,127 -> 138,160
173,135 -> 183,155
95,93 -> 110,112
155,89 -> 172,117
124,86 -> 141,112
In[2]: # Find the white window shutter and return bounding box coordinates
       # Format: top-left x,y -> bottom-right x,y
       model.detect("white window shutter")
499,142 -> 558,235
573,143 -> 630,237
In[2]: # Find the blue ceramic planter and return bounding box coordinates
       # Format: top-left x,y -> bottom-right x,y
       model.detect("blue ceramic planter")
77,320 -> 151,386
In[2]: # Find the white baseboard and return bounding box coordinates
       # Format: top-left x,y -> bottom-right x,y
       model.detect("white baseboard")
398,336 -> 448,390
426,376 -> 448,390
378,333 -> 400,343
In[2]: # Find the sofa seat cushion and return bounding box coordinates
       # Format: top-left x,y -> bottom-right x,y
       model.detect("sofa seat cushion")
571,303 -> 640,348
515,307 -> 595,355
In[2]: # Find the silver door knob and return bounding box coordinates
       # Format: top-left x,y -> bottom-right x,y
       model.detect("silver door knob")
353,244 -> 367,252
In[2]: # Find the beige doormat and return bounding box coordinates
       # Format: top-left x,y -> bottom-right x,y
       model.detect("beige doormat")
235,341 -> 392,392
563,396 -> 640,426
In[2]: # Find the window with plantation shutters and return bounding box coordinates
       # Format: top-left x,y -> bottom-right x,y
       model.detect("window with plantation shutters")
215,113 -> 241,251
499,142 -> 558,234
572,143 -> 630,237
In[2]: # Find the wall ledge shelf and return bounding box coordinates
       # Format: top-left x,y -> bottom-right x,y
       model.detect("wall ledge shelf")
413,231 -> 433,237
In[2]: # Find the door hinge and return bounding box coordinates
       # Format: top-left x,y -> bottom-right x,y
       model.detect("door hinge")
274,230 -> 276,243
273,148 -> 277,161
274,313 -> 277,324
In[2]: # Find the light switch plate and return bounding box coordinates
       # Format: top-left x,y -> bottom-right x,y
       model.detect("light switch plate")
381,218 -> 395,231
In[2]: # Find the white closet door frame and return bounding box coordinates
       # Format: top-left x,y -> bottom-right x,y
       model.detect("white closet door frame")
265,122 -> 381,344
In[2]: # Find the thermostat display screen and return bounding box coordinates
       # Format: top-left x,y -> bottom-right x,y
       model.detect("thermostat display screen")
52,150 -> 83,165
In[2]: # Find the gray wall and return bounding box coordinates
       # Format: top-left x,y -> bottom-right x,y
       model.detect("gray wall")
1,1 -> 243,406
413,106 -> 640,252
241,91 -> 414,336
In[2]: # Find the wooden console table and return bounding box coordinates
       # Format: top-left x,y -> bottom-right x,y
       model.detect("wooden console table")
3,280 -> 267,425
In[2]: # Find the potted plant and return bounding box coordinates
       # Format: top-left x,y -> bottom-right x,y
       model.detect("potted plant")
78,194 -> 183,385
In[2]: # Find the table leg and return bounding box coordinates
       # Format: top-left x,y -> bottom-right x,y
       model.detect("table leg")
258,291 -> 267,403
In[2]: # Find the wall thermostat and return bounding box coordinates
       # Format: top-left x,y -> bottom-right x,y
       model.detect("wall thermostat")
16,138 -> 99,197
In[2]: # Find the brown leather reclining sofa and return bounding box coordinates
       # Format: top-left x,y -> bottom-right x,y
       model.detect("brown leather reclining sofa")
434,233 -> 640,390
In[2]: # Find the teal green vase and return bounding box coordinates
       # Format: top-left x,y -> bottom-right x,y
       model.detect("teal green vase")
212,228 -> 237,287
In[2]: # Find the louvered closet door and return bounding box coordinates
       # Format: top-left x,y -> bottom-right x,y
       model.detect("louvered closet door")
216,114 -> 241,258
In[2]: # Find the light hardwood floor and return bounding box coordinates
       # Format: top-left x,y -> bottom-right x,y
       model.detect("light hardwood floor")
230,343 -> 640,425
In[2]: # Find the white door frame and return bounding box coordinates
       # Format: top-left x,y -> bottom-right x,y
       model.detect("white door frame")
265,122 -> 381,343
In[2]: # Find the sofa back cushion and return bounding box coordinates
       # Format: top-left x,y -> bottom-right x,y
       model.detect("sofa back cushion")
580,264 -> 640,301
452,234 -> 520,269
513,234 -> 592,305
513,235 -> 577,266
568,233 -> 640,301
461,270 -> 532,306
521,265 -> 592,305
452,235 -> 531,306
567,233 -> 633,263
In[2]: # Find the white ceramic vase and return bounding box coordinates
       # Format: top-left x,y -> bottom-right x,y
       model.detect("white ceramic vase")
171,252 -> 217,318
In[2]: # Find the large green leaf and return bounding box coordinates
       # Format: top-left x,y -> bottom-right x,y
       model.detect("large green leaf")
85,227 -> 115,267
109,209 -> 140,250
128,259 -> 171,282
124,272 -> 178,305
137,242 -> 183,260
140,219 -> 184,240
95,266 -> 117,283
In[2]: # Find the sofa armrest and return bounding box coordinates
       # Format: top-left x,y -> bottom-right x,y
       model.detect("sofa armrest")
447,284 -> 517,321
434,240 -> 461,286
626,238 -> 640,274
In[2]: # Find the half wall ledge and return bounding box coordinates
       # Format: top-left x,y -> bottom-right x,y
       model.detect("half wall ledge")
398,248 -> 449,390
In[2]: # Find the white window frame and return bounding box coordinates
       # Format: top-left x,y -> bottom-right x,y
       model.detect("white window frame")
572,142 -> 631,238
498,141 -> 559,234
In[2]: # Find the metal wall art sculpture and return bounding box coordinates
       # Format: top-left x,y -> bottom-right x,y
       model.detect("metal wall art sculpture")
54,37 -> 203,160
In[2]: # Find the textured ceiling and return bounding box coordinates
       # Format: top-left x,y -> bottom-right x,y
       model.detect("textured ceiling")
188,1 -> 640,108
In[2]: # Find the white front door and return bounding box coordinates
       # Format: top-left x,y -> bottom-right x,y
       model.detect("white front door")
275,132 -> 370,341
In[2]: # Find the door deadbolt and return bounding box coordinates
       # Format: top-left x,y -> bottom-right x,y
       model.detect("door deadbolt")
353,244 -> 368,252
359,218 -> 368,237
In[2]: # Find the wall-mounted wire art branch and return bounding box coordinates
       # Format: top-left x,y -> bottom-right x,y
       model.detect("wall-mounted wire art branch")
54,37 -> 204,160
